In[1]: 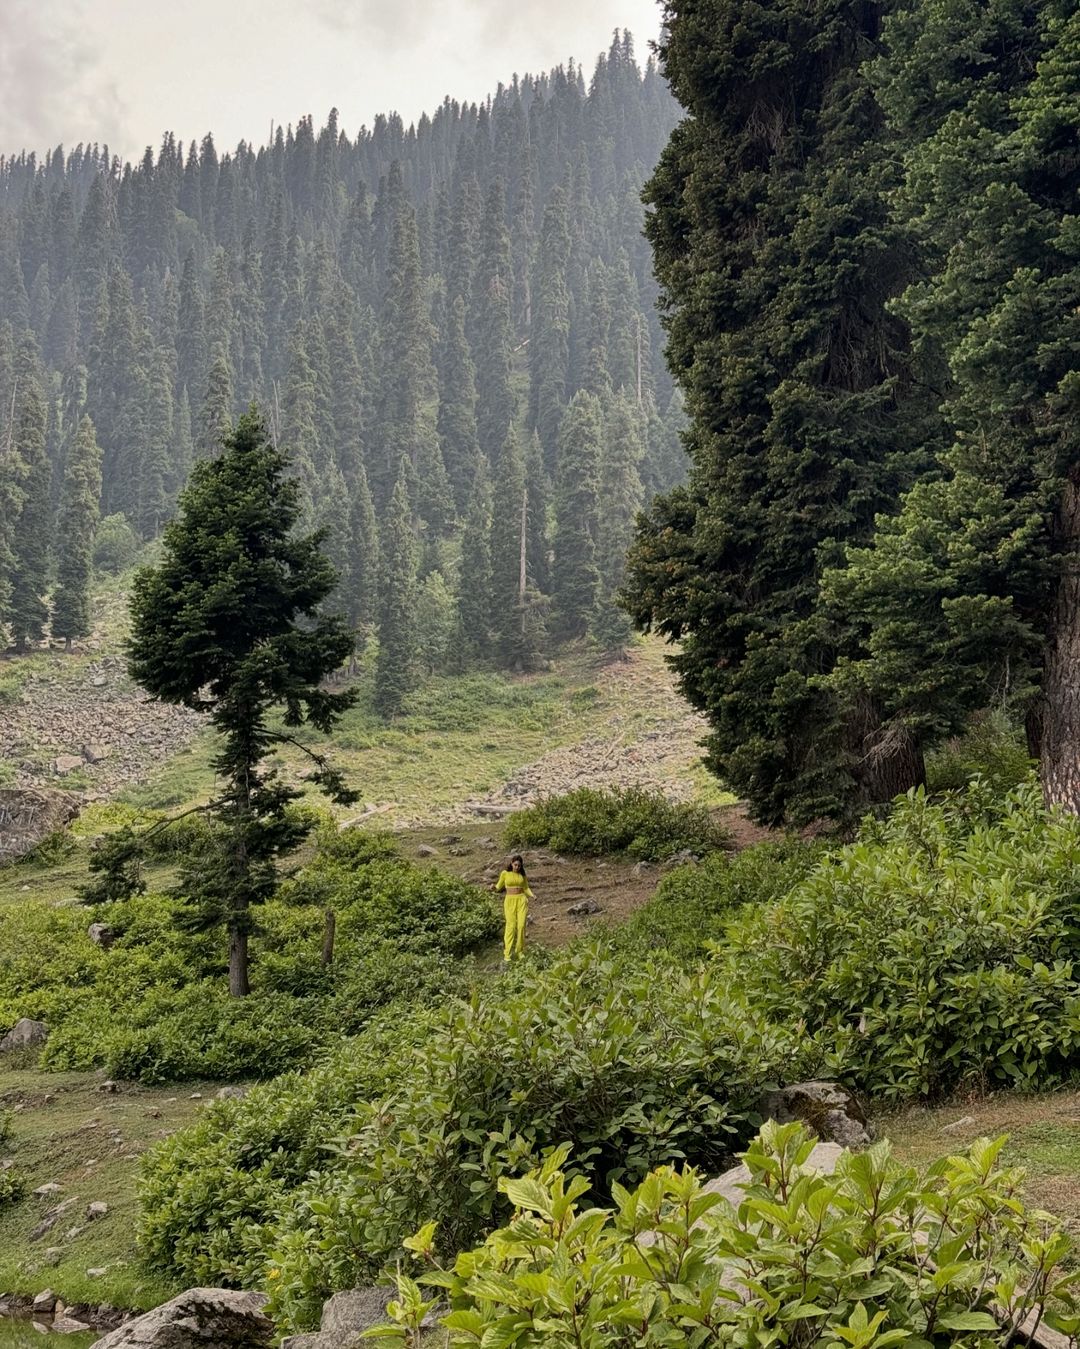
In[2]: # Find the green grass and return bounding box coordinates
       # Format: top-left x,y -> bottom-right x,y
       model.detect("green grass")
0,1068 -> 215,1311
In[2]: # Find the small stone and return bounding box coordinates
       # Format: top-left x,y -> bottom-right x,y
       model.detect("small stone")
439,834 -> 462,845
215,1086 -> 247,1101
90,675 -> 107,688
416,844 -> 438,857
82,743 -> 113,764
85,1268 -> 107,1278
64,1226 -> 84,1242
88,924 -> 116,949
32,1290 -> 57,1314
33,1182 -> 62,1198
43,1247 -> 62,1266
941,1114 -> 978,1134
53,755 -> 84,776
1,1017 -> 49,1052
567,899 -> 603,917
99,1080 -> 119,1094
188,1092 -> 203,1100
53,1316 -> 92,1335
86,1201 -> 109,1221
448,845 -> 471,857
32,1321 -> 49,1335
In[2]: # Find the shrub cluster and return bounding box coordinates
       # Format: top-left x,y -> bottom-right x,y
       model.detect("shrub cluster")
0,828 -> 498,1083
375,1124 -> 1078,1349
725,781 -> 1080,1098
141,943 -> 816,1325
505,786 -> 728,860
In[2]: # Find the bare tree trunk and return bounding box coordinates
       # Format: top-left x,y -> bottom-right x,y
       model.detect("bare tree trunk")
321,908 -> 336,966
228,925 -> 250,997
846,692 -> 925,810
1040,473 -> 1080,812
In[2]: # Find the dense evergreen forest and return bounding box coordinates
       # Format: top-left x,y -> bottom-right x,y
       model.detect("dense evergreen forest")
624,0 -> 1080,826
0,32 -> 681,704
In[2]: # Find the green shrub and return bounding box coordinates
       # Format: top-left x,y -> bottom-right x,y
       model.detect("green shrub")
136,1012 -> 438,1287
926,711 -> 1034,796
1,830 -> 496,1083
616,839 -> 818,959
725,781 -> 1080,1099
505,787 -> 728,860
93,512 -> 140,574
0,1166 -> 24,1207
372,1124 -> 1078,1349
254,943 -> 813,1328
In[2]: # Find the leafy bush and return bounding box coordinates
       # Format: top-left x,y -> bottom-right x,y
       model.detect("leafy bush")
616,839 -> 818,959
251,944 -> 814,1328
93,512 -> 140,574
0,1167 -> 24,1207
374,1124 -> 1078,1349
505,787 -> 728,860
726,781 -> 1080,1099
136,1013 -> 436,1288
0,829 -> 496,1083
926,710 -> 1034,796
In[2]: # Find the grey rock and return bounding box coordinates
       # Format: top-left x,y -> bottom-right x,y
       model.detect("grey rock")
53,1316 -> 93,1335
632,861 -> 653,876
33,1182 -> 62,1198
43,1247 -> 63,1266
86,1201 -> 109,1220
567,899 -> 603,917
321,1288 -> 392,1339
90,675 -> 107,688
706,1140 -> 845,1211
0,788 -> 80,864
1,1017 -> 49,1052
661,848 -> 700,871
92,1288 -> 272,1349
476,836 -> 496,849
88,924 -> 116,949
941,1114 -> 978,1135
99,1079 -> 120,1093
448,845 -> 471,857
758,1081 -> 871,1148
82,743 -> 113,764
215,1086 -> 248,1101
438,835 -> 462,845
53,755 -> 85,776
32,1290 -> 57,1314
415,844 -> 438,858
32,1322 -> 49,1335
279,1338 -> 323,1349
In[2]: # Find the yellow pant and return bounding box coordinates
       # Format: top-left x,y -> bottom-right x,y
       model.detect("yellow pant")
503,892 -> 527,961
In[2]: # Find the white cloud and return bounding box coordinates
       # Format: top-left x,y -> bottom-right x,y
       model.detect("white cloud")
0,0 -> 128,155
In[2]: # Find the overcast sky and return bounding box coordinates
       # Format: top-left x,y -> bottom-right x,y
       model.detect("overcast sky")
0,0 -> 664,164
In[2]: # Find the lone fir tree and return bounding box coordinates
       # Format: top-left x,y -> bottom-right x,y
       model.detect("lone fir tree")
122,408 -> 356,995
52,414 -> 103,648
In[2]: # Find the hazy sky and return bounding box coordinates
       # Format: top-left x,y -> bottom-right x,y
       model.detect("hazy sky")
0,0 -> 664,164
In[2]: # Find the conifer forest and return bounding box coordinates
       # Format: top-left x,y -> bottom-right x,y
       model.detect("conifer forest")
0,33 -> 679,712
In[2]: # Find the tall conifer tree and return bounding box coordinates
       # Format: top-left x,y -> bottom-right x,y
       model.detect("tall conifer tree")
52,415 -> 103,647
374,464 -> 418,718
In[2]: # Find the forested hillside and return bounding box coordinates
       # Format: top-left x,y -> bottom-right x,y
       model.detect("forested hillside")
0,33 -> 681,700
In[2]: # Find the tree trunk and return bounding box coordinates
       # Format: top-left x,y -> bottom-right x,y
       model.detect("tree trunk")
846,693 -> 925,811
321,908 -> 336,966
1040,472 -> 1080,812
228,923 -> 250,997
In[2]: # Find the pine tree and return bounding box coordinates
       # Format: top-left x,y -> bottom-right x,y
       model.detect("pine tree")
595,394 -> 643,650
122,409 -> 356,996
552,391 -> 602,640
471,182 -> 515,461
374,464 -> 418,718
622,0 -> 933,825
488,425 -> 528,659
453,458 -> 494,667
437,294 -> 481,513
343,462 -> 379,652
823,0 -> 1080,812
199,348 -> 233,458
529,188 -> 571,474
52,415 -> 103,647
7,339 -> 52,653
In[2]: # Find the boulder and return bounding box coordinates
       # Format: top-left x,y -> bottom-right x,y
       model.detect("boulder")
53,1315 -> 93,1335
93,1288 -> 272,1349
704,1140 -> 845,1211
88,923 -> 116,949
32,1290 -> 57,1315
86,1200 -> 109,1221
285,1288 -> 444,1349
1,1017 -> 49,1052
758,1081 -> 871,1148
567,899 -> 603,917
416,844 -> 438,857
53,755 -> 85,777
0,788 -> 79,864
81,743 -> 113,764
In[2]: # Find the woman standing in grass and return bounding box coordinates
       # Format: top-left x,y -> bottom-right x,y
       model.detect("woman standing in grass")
495,854 -> 533,962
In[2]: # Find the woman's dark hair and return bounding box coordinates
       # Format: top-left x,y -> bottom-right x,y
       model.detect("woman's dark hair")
508,853 -> 527,879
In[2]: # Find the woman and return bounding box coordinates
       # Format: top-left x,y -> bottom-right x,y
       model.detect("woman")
494,854 -> 533,962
